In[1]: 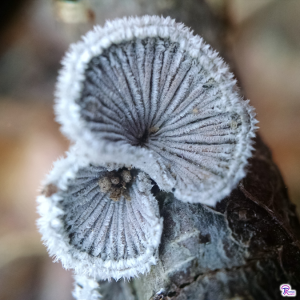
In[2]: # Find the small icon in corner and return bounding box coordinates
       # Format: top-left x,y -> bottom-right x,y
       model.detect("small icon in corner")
280,284 -> 296,297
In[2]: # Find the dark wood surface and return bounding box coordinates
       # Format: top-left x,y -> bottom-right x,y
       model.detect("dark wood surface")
132,135 -> 300,300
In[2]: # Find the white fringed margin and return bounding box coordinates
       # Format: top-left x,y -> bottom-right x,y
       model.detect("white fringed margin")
37,146 -> 163,280
55,15 -> 258,206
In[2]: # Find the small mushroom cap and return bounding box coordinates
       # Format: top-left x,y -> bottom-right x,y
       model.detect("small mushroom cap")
37,149 -> 162,280
110,176 -> 120,185
55,16 -> 258,206
98,177 -> 111,193
121,170 -> 132,183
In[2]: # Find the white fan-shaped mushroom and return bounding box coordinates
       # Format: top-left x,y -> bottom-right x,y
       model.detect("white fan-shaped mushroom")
37,148 -> 163,280
55,15 -> 257,206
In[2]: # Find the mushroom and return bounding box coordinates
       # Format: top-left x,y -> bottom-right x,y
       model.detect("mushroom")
37,147 -> 163,280
55,15 -> 258,206
38,14 -> 259,287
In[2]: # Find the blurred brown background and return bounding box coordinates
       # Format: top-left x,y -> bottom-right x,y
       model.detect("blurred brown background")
0,0 -> 299,299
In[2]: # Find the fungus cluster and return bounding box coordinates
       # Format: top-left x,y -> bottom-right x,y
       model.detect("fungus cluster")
37,15 -> 257,298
